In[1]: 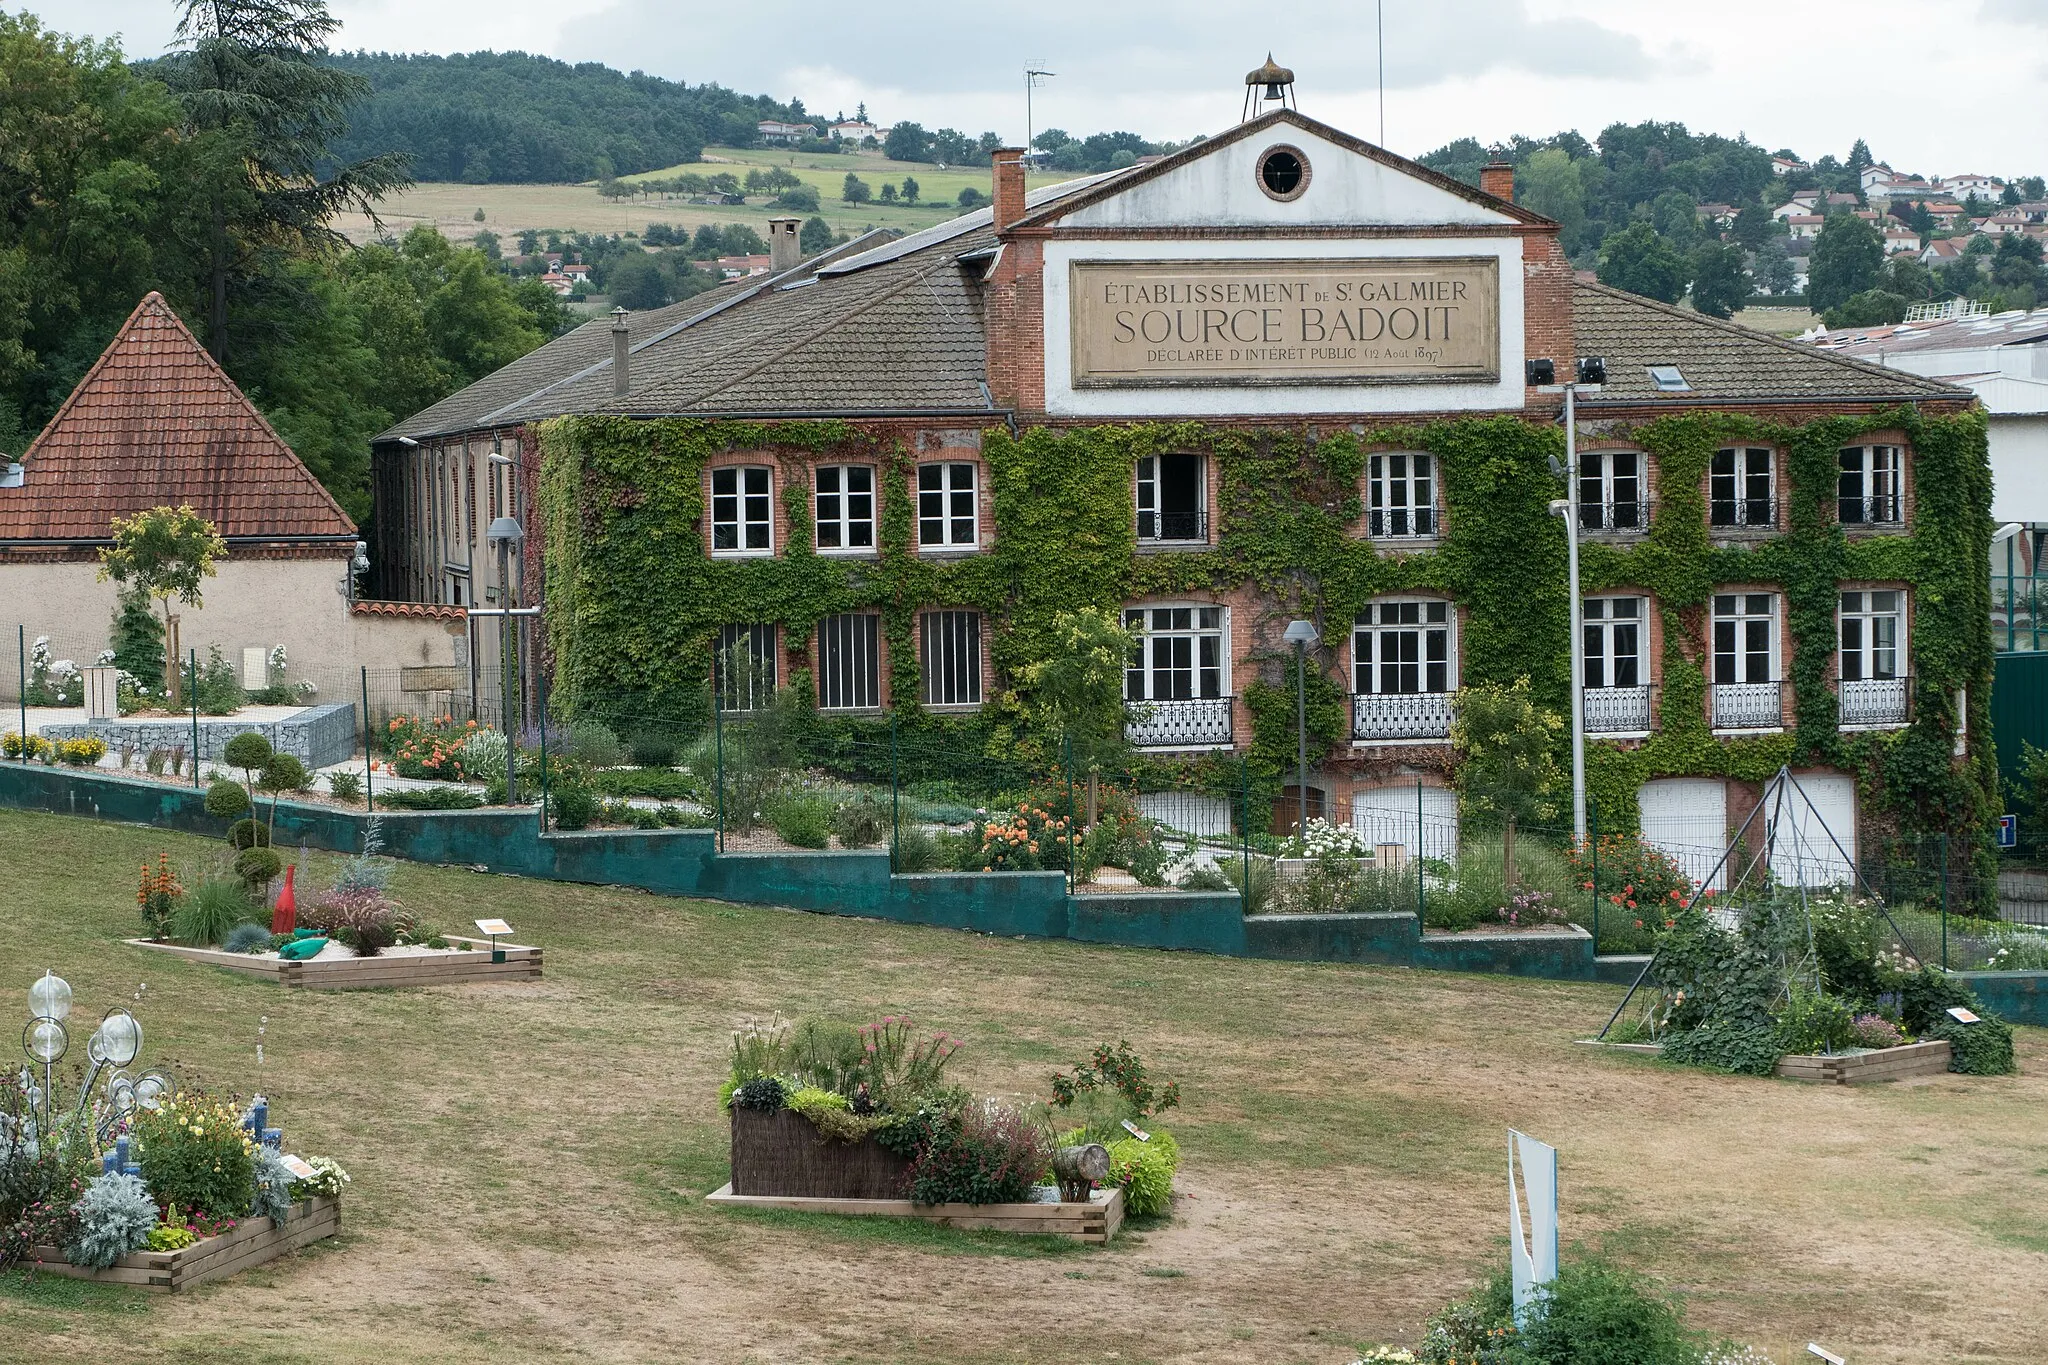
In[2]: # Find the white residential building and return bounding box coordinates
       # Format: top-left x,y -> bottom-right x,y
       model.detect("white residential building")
1941,173 -> 2003,197
828,120 -> 881,141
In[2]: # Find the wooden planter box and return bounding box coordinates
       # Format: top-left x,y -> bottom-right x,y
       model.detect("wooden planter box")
1577,1037 -> 1953,1084
730,1108 -> 910,1199
127,935 -> 540,989
29,1195 -> 340,1292
706,1182 -> 1124,1244
721,1108 -> 1124,1242
1773,1039 -> 1951,1084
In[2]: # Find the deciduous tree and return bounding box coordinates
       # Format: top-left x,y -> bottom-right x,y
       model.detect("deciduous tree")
98,505 -> 228,704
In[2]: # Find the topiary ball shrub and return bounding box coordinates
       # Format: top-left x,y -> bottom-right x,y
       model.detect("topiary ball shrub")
259,752 -> 308,795
227,818 -> 271,850
234,845 -> 283,890
221,731 -> 274,773
203,779 -> 250,819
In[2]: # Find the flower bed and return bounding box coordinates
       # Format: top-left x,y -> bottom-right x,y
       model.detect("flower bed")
128,935 -> 541,989
29,1194 -> 340,1292
1577,1037 -> 1954,1085
712,1018 -> 1181,1241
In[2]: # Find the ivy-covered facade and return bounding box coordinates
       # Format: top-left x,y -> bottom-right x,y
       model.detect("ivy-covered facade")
371,106 -> 1996,887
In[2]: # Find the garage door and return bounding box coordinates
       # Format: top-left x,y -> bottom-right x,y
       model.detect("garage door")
1637,778 -> 1729,890
1766,772 -> 1857,887
1353,784 -> 1457,860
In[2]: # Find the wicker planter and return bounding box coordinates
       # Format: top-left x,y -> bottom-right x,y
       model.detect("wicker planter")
729,1108 -> 910,1199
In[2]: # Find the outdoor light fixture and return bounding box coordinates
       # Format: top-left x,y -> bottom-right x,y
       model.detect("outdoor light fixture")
1528,357 -> 1606,841
1283,620 -> 1320,834
1576,356 -> 1607,386
1525,358 -> 1556,386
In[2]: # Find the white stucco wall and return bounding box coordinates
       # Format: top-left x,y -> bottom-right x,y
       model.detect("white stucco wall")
1989,413 -> 2048,523
0,555 -> 463,701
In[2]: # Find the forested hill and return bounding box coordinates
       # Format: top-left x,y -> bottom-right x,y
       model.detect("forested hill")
314,51 -> 806,183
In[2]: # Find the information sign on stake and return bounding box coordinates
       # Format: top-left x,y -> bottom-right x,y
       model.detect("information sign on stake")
1946,1005 -> 1981,1024
280,1154 -> 317,1180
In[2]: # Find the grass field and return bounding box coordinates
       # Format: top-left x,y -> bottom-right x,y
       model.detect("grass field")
333,146 -> 1082,251
1,807 -> 2043,1364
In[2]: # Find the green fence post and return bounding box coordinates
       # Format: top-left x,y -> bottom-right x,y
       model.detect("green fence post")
15,626 -> 24,757
713,671 -> 726,855
360,666 -> 374,811
1063,734 -> 1076,894
188,650 -> 200,788
1240,756 -> 1251,912
1590,796 -> 1601,953
890,709 -> 900,872
1940,831 -> 1949,971
536,667 -> 550,833
1415,776 -> 1426,923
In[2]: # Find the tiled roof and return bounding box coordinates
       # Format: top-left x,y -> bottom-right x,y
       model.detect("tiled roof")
351,599 -> 467,620
1571,283 -> 1970,405
1,293 -> 355,542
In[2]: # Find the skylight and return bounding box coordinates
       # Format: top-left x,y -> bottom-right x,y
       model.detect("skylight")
1647,365 -> 1692,392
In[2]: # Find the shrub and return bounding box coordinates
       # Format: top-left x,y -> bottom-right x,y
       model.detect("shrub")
906,1098 -> 1051,1205
203,779 -> 250,819
377,785 -> 485,811
589,766 -> 699,801
829,795 -> 888,848
1106,1130 -> 1178,1215
458,728 -> 510,784
249,1147 -> 296,1224
1513,1257 -> 1705,1365
222,731 -> 273,775
223,922 -> 273,954
1660,1019 -> 1782,1076
1050,1040 -> 1180,1118
549,784 -> 598,830
227,818 -> 271,850
1898,966 -> 1982,1033
1850,1012 -> 1905,1049
771,796 -> 832,849
1926,1017 -> 2017,1075
234,845 -> 283,891
2,732 -> 52,761
1775,984 -> 1857,1055
193,646 -> 245,713
626,730 -> 680,768
144,1223 -> 196,1252
258,752 -> 308,795
65,1172 -> 157,1269
174,877 -> 255,946
566,719 -> 625,768
383,714 -> 476,781
136,1093 -> 255,1219
327,769 -> 362,803
974,801 -> 1073,872
55,737 -> 107,766
894,825 -> 941,872
730,1076 -> 787,1112
1175,862 -> 1232,891
1221,853 -> 1276,914
1272,855 -> 1361,916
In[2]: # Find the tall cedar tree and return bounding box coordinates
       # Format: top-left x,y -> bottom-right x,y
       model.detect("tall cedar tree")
162,0 -> 412,364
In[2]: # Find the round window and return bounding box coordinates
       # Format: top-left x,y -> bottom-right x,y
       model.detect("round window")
1258,145 -> 1309,201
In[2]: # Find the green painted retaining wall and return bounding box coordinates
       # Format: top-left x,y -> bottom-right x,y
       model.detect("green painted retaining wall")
7,764 -> 2042,1006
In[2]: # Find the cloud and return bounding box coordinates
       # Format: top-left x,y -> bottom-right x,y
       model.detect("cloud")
559,0 -> 1657,109
1980,0 -> 2048,24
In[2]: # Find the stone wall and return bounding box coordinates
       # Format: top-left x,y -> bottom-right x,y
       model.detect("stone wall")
38,703 -> 357,769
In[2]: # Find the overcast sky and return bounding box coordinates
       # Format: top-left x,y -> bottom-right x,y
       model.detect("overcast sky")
54,0 -> 2048,175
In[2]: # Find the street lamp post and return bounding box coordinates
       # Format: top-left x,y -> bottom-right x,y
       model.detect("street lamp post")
1532,358 -> 1604,842
1283,619 -> 1320,835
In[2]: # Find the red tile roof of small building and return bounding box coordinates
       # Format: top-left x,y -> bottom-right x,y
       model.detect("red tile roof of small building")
0,293 -> 355,543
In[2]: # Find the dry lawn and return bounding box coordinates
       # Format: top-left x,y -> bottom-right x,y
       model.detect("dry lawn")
0,807 -> 2041,1364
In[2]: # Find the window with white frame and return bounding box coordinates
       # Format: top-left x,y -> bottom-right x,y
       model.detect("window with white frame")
1123,605 -> 1227,700
1838,445 -> 1903,525
1578,451 -> 1644,531
715,623 -> 777,711
1136,454 -> 1206,542
1367,453 -> 1436,538
815,465 -> 875,551
920,611 -> 982,706
1352,599 -> 1453,694
1711,593 -> 1777,683
710,466 -> 773,554
817,613 -> 881,709
917,462 -> 977,548
1583,597 -> 1643,688
1839,590 -> 1902,681
1710,447 -> 1774,528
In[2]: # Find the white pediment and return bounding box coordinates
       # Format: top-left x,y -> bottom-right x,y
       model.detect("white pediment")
1053,119 -> 1521,231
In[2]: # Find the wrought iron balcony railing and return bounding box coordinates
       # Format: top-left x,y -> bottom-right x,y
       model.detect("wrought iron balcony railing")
1576,498 -> 1655,533
1136,509 -> 1209,543
1839,675 -> 1909,727
1711,680 -> 1783,730
1583,684 -> 1653,734
1352,691 -> 1455,741
1837,494 -> 1904,527
1709,495 -> 1779,531
1366,506 -> 1439,539
1125,695 -> 1234,748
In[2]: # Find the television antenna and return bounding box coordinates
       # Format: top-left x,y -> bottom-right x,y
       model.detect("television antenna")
1024,64 -> 1055,170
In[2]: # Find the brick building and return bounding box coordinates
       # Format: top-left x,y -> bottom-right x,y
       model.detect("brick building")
369,103 -> 1991,878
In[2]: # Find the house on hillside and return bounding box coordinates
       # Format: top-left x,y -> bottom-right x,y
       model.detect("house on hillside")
368,93 -> 1988,878
1919,238 -> 1967,266
1942,173 -> 2004,197
1785,214 -> 1824,240
829,120 -> 880,141
1882,229 -> 1921,255
757,120 -> 819,145
0,293 -> 463,703
1771,156 -> 1805,177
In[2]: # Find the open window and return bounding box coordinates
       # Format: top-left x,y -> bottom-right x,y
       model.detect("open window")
1136,454 -> 1207,544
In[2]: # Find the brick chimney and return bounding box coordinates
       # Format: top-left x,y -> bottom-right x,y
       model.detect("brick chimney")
991,148 -> 1026,230
767,216 -> 802,273
1480,161 -> 1516,203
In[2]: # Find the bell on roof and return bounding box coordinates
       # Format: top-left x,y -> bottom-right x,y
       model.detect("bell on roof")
1241,54 -> 1296,121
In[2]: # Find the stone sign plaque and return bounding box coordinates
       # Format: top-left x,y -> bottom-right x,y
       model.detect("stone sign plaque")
1069,257 -> 1500,388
